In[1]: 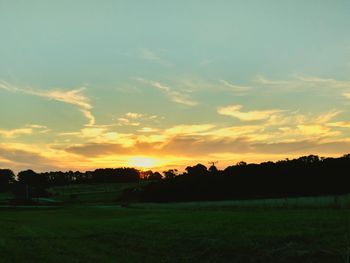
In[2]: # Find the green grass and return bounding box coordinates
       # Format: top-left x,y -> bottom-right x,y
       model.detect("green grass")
1,182 -> 140,205
49,183 -> 350,209
138,194 -> 350,210
48,182 -> 141,203
0,191 -> 12,203
1,184 -> 350,262
3,182 -> 350,208
0,204 -> 349,263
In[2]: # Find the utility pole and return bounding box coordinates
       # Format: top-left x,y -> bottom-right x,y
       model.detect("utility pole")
208,161 -> 219,174
208,161 -> 218,167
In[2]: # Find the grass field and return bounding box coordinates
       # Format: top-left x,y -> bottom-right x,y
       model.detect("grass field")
2,182 -> 350,208
49,183 -> 350,209
48,182 -> 142,203
1,184 -> 350,262
0,203 -> 349,263
0,191 -> 12,203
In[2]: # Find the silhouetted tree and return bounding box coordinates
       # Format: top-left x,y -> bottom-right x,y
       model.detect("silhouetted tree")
141,170 -> 154,180
14,170 -> 50,201
163,169 -> 178,180
0,169 -> 15,191
208,164 -> 218,175
17,170 -> 46,186
236,161 -> 247,166
125,154 -> 350,202
185,164 -> 208,176
147,172 -> 162,181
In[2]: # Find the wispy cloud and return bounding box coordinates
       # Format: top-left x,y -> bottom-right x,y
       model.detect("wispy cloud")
139,48 -> 171,66
136,78 -> 198,106
255,74 -> 350,94
0,128 -> 32,138
218,105 -> 283,121
138,127 -> 159,133
314,110 -> 342,123
0,81 -> 95,126
199,58 -> 215,67
125,112 -> 143,119
344,92 -> 350,98
115,112 -> 161,127
140,48 -> 160,61
296,76 -> 350,88
255,75 -> 292,86
327,121 -> 350,128
0,125 -> 50,138
117,118 -> 141,126
220,80 -> 251,93
164,124 -> 215,136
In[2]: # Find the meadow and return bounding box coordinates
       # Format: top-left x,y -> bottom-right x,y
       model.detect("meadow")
48,182 -> 142,204
0,183 -> 350,262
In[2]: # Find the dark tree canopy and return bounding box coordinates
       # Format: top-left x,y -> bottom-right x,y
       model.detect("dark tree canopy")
208,165 -> 218,175
128,154 -> 350,202
0,169 -> 15,190
2,153 -> 350,203
17,170 -> 46,186
185,164 -> 208,176
163,169 -> 178,180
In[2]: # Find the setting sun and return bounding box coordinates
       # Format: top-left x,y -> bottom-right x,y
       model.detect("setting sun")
127,156 -> 160,169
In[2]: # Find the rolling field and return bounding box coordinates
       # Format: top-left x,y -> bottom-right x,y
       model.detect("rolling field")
48,182 -> 142,203
0,203 -> 349,263
4,182 -> 348,208
1,184 -> 350,262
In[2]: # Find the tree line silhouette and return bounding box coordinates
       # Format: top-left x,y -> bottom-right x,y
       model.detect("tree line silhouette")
127,154 -> 350,202
0,154 -> 349,202
0,168 -> 141,201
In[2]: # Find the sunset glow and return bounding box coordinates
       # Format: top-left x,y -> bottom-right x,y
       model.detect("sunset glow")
127,156 -> 162,170
1,1 -> 350,173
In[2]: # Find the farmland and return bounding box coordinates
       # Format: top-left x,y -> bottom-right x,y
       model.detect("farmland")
0,184 -> 349,262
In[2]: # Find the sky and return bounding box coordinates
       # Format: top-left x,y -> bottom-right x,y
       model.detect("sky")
1,0 -> 350,172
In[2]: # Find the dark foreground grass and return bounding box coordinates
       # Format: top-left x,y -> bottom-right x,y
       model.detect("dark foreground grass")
0,205 -> 349,263
48,182 -> 141,203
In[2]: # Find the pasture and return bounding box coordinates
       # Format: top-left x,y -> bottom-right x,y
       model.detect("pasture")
1,184 -> 349,262
0,203 -> 349,262
48,182 -> 141,203
27,183 -> 350,208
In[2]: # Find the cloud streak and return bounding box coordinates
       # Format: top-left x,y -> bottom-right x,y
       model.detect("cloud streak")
255,75 -> 350,96
139,48 -> 171,66
0,81 -> 95,126
218,105 -> 283,121
0,125 -> 49,138
220,80 -> 251,93
137,78 -> 198,106
116,112 -> 161,127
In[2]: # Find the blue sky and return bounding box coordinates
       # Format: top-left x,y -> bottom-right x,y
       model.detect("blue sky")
1,1 -> 350,172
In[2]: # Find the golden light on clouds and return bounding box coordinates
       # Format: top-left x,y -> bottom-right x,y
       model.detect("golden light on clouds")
1,2 -> 350,173
1,75 -> 350,173
217,105 -> 283,121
